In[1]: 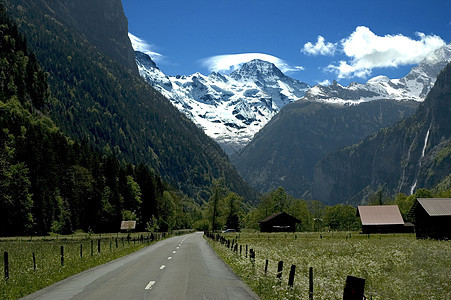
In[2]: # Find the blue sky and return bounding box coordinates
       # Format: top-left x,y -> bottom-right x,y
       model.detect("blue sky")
122,0 -> 451,86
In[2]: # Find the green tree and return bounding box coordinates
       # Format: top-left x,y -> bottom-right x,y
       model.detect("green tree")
224,192 -> 243,231
289,199 -> 313,232
158,191 -> 176,232
323,204 -> 359,231
0,130 -> 33,235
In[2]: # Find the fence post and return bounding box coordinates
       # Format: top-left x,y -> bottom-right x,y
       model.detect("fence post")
277,261 -> 283,279
265,259 -> 269,274
309,267 -> 313,300
80,243 -> 83,258
60,246 -> 64,266
91,240 -> 94,256
288,265 -> 296,287
98,239 -> 101,253
250,249 -> 255,262
33,252 -> 36,271
245,245 -> 248,258
4,251 -> 9,281
116,238 -> 118,248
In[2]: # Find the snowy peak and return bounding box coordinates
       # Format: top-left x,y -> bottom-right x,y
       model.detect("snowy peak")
135,53 -> 310,153
135,51 -> 158,70
231,59 -> 285,82
304,43 -> 451,105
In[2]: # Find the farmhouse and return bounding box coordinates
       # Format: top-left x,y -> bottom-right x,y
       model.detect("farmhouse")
259,211 -> 300,232
357,205 -> 410,234
408,198 -> 451,239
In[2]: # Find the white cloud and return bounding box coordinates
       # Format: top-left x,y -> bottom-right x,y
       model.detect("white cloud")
302,36 -> 337,56
128,33 -> 165,63
327,26 -> 446,79
317,79 -> 331,86
200,53 -> 302,74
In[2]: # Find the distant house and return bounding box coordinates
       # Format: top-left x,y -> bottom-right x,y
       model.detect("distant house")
120,220 -> 136,231
409,198 -> 451,239
259,212 -> 300,232
357,205 -> 411,234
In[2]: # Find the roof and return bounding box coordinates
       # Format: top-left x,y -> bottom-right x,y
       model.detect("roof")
415,198 -> 451,216
259,211 -> 300,223
357,205 -> 404,226
120,220 -> 136,230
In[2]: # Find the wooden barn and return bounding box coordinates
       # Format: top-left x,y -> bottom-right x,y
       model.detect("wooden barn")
357,205 -> 411,234
259,212 -> 300,232
408,198 -> 451,239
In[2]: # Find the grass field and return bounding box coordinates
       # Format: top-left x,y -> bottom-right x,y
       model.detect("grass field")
208,231 -> 451,300
0,232 -> 178,299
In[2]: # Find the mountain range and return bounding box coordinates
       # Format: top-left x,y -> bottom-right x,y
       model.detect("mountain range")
303,45 -> 451,105
232,44 -> 451,200
136,44 -> 451,157
136,53 -> 310,153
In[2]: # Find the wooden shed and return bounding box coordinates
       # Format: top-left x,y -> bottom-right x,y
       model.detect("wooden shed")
120,220 -> 136,231
259,212 -> 300,232
357,205 -> 411,234
409,198 -> 451,239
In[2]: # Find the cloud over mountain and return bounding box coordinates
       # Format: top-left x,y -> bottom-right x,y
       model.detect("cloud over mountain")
129,33 -> 165,64
200,53 -> 302,74
303,26 -> 446,79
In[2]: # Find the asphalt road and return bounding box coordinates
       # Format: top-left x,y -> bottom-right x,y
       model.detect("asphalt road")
21,232 -> 259,300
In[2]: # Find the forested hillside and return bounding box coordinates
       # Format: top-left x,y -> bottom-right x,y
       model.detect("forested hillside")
3,0 -> 256,203
313,62 -> 451,205
232,99 -> 418,198
0,5 -> 199,235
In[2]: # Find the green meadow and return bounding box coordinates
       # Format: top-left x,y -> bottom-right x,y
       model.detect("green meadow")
0,232 -> 171,299
209,232 -> 451,300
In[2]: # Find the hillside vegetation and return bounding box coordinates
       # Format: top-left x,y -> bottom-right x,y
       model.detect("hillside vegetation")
3,0 -> 256,203
0,4 -> 200,236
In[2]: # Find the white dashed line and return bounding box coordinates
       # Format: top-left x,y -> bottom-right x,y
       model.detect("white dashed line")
173,251 -> 176,254
168,256 -> 172,260
160,265 -> 165,270
145,280 -> 156,290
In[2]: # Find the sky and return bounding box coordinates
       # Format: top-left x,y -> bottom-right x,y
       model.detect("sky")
122,0 -> 451,86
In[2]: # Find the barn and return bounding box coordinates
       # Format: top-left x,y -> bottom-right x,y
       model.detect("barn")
357,205 -> 410,234
259,212 -> 300,232
408,198 -> 451,239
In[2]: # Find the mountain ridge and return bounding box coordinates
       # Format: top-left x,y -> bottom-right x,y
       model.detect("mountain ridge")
303,44 -> 451,105
231,45 -> 451,199
136,53 -> 310,153
313,62 -> 451,205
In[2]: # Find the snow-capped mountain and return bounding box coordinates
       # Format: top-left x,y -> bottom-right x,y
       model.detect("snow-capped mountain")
303,44 -> 451,105
135,51 -> 310,153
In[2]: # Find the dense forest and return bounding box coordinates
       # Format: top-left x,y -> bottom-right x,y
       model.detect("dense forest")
0,5 -> 201,236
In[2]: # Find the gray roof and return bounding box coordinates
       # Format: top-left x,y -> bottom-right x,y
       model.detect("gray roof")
357,205 -> 404,226
416,198 -> 451,216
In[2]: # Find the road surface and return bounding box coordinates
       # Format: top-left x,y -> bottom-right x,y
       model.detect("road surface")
21,232 -> 258,300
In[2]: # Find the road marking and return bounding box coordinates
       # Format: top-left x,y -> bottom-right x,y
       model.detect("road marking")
173,251 -> 176,254
160,265 -> 165,270
145,280 -> 156,290
177,246 -> 180,249
168,256 -> 172,260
